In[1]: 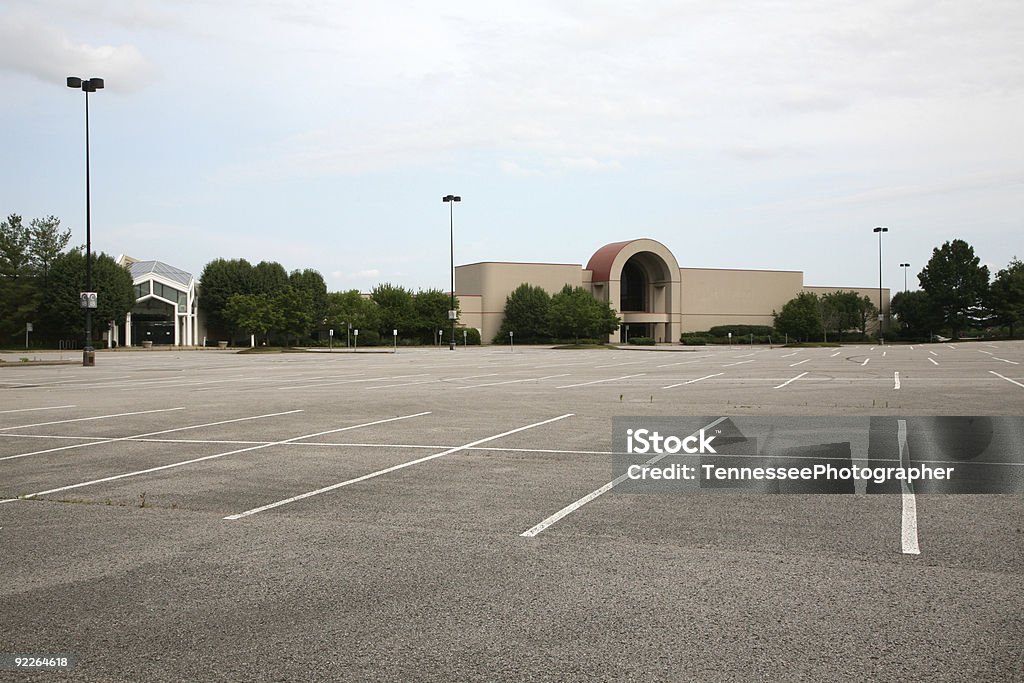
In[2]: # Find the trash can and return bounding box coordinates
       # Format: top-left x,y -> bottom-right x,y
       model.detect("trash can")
82,346 -> 96,367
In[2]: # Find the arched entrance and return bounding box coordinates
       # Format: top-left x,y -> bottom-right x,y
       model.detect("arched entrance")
586,239 -> 682,343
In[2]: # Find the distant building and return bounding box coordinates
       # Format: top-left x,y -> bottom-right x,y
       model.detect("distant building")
455,238 -> 888,343
114,255 -> 200,346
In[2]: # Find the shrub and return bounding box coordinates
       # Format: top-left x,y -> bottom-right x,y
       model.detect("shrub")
456,327 -> 481,345
354,329 -> 381,346
627,336 -> 656,345
707,325 -> 775,338
680,336 -> 708,345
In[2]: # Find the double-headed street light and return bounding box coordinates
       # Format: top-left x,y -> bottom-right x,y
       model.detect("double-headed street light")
443,195 -> 461,351
873,226 -> 888,342
900,263 -> 911,292
67,76 -> 104,366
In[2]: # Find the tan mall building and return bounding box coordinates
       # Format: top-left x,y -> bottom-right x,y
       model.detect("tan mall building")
455,238 -> 888,343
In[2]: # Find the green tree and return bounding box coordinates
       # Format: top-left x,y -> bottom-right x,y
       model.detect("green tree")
198,258 -> 254,336
28,216 -> 71,286
413,289 -> 455,344
548,285 -> 620,343
773,292 -> 822,342
820,291 -> 875,339
325,290 -> 380,338
918,239 -> 990,338
252,261 -> 289,296
289,268 -> 327,326
496,283 -> 551,343
890,290 -> 942,340
0,214 -> 36,344
371,283 -> 415,338
223,293 -> 279,344
274,286 -> 315,345
989,257 -> 1024,338
40,249 -> 134,343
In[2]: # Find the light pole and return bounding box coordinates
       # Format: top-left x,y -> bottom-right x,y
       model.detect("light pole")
873,226 -> 888,342
443,194 -> 461,351
900,263 -> 910,292
67,76 -> 104,366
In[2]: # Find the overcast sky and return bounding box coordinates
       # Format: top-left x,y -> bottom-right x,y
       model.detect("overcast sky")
2,1 -> 1021,294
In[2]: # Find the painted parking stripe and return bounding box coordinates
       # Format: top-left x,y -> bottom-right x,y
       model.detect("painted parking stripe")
861,358 -> 870,366
830,351 -> 841,357
0,410 -> 304,462
557,374 -> 645,389
225,413 -> 574,520
781,351 -> 798,358
594,361 -> 645,369
894,371 -> 901,390
773,372 -> 808,389
1,412 -> 431,503
898,420 -> 920,555
790,359 -> 810,367
928,350 -> 938,356
656,359 -> 702,368
521,417 -> 727,537
0,405 -> 76,415
993,358 -> 1020,365
663,373 -> 723,389
989,371 -> 1024,388
0,407 -> 185,433
722,360 -> 754,367
457,374 -> 569,389
928,358 -> 939,366
978,350 -> 994,355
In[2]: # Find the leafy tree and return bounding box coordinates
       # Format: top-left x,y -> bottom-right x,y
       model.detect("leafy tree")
413,288 -> 455,344
890,290 -> 942,340
371,283 -> 415,338
289,268 -> 328,325
40,249 -> 133,342
0,214 -> 31,279
548,285 -> 620,343
274,286 -> 315,345
28,216 -> 71,286
252,261 -> 289,296
0,214 -> 36,343
773,292 -> 822,342
918,239 -> 990,338
497,283 -> 552,343
820,291 -> 875,339
223,293 -> 279,344
989,257 -> 1024,338
198,258 -> 254,336
326,290 -> 380,337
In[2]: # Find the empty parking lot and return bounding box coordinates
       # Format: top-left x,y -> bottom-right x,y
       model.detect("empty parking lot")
1,342 -> 1021,681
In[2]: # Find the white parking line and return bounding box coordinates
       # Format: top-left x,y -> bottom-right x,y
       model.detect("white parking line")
663,373 -> 724,389
656,359 -> 702,368
929,351 -> 938,356
790,359 -> 810,367
225,413 -> 574,520
861,358 -> 870,366
781,352 -> 798,358
989,371 -> 1024,388
898,420 -> 920,555
993,358 -> 1020,365
0,407 -> 185,433
978,350 -> 994,356
882,351 -> 887,357
1,412 -> 431,503
830,351 -> 841,357
0,405 -> 76,415
773,372 -> 808,389
722,360 -> 754,367
0,410 -> 304,462
928,358 -> 939,366
594,361 -> 645,369
557,374 -> 645,389
457,374 -> 569,389
894,371 -> 900,390
520,417 -> 727,537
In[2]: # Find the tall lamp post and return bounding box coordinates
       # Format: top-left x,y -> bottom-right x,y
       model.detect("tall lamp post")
67,76 -> 104,366
900,263 -> 910,292
873,226 -> 888,342
443,194 -> 461,351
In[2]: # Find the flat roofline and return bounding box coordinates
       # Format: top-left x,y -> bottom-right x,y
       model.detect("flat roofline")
457,261 -> 583,268
680,266 -> 803,274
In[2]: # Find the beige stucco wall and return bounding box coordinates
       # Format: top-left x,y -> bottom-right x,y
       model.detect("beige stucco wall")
456,262 -> 583,342
679,268 -> 804,333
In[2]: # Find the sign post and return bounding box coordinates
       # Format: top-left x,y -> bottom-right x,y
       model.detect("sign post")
509,330 -> 514,352
353,329 -> 358,352
329,328 -> 334,352
25,322 -> 33,349
393,329 -> 397,353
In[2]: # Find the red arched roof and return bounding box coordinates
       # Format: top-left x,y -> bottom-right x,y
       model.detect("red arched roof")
585,240 -> 633,282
